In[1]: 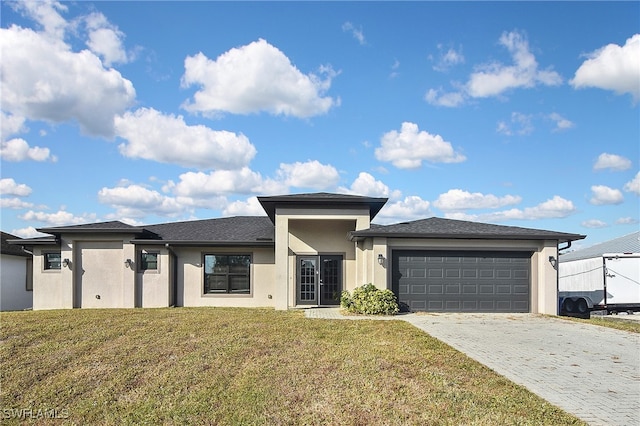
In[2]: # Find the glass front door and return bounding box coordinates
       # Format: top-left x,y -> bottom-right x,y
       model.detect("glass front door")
297,255 -> 342,306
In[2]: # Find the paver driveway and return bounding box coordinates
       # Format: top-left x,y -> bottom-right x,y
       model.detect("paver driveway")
306,309 -> 640,426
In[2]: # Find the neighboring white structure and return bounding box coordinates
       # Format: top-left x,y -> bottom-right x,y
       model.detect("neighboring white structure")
559,231 -> 640,313
13,193 -> 585,314
1,232 -> 33,311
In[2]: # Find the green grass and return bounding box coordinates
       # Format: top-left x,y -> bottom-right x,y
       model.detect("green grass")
562,314 -> 640,333
1,308 -> 584,425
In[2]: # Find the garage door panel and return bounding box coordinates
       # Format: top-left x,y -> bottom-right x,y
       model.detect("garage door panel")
429,269 -> 443,278
410,268 -> 426,278
463,284 -> 477,294
479,285 -> 495,294
446,269 -> 461,278
463,269 -> 478,278
479,270 -> 495,279
393,250 -> 531,313
428,284 -> 443,294
496,285 -> 513,294
446,284 -> 461,294
410,284 -> 427,294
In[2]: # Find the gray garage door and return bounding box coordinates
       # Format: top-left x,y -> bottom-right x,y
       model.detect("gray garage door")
392,250 -> 531,312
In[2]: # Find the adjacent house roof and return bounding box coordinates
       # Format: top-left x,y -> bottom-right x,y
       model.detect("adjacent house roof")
258,192 -> 388,223
348,217 -> 586,243
560,231 -> 640,262
1,232 -> 30,257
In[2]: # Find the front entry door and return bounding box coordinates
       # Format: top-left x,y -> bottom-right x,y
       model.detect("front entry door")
297,255 -> 342,305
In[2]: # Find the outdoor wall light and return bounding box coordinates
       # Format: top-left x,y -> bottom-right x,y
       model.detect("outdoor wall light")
124,259 -> 133,269
548,256 -> 557,268
62,258 -> 71,268
378,254 -> 385,266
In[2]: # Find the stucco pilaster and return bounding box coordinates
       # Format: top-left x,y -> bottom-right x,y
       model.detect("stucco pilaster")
274,213 -> 289,310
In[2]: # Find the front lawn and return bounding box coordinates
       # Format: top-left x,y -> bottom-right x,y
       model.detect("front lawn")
1,308 -> 583,425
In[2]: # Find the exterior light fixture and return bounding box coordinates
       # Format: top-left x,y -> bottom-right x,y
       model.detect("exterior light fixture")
124,259 -> 133,268
62,258 -> 71,268
548,256 -> 557,269
378,254 -> 385,266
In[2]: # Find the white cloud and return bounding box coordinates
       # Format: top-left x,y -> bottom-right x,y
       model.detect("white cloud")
623,171 -> 640,195
222,197 -> 267,217
1,112 -> 27,140
169,168 -> 267,197
589,185 -> 624,205
0,197 -> 35,209
427,31 -> 561,107
375,122 -> 466,169
445,196 -> 577,222
98,184 -> 186,218
496,112 -> 534,136
338,172 -> 401,199
181,39 -> 339,118
1,138 -> 56,162
20,210 -> 96,226
11,0 -> 68,40
466,31 -> 562,98
571,34 -> 640,101
0,25 -> 136,137
581,219 -> 608,229
433,189 -> 522,211
115,108 -> 256,170
0,178 -> 32,196
424,88 -> 466,107
277,160 -> 340,190
432,45 -> 465,72
342,22 -> 365,45
616,216 -> 638,225
594,153 -> 632,171
548,113 -> 574,132
84,12 -> 130,66
376,196 -> 432,224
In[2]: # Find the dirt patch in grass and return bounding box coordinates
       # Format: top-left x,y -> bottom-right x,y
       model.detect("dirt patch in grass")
1,308 -> 584,425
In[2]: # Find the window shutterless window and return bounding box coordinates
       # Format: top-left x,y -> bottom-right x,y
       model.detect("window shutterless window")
203,254 -> 251,294
44,252 -> 61,270
140,251 -> 159,271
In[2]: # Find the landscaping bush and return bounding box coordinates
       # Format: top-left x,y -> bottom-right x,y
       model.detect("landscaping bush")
340,283 -> 399,315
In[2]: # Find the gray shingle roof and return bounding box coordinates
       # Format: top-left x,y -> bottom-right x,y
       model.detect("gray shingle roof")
349,217 -> 585,242
560,231 -> 640,262
138,216 -> 274,246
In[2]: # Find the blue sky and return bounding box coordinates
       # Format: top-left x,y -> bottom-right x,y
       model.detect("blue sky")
1,1 -> 638,249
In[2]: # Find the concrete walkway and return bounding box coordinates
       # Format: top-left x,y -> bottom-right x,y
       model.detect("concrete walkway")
305,308 -> 640,426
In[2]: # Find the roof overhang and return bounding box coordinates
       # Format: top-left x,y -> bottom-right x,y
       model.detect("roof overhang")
132,239 -> 275,248
258,193 -> 388,223
37,226 -> 148,235
348,230 -> 586,244
7,237 -> 59,246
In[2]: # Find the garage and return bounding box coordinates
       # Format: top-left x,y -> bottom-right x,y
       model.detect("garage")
392,250 -> 532,312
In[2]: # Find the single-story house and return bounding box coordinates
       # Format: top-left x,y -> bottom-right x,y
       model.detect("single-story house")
1,231 -> 33,311
10,193 -> 585,314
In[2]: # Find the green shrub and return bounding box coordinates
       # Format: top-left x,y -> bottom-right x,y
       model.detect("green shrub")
340,283 -> 399,315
